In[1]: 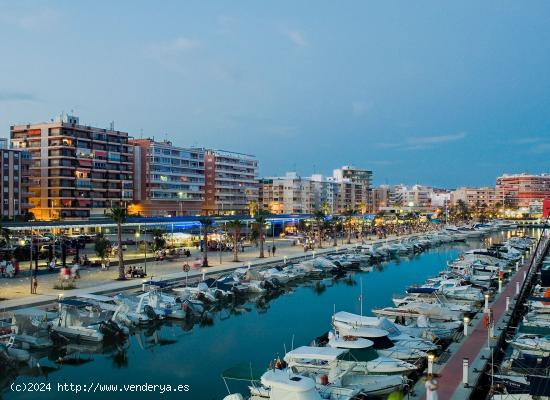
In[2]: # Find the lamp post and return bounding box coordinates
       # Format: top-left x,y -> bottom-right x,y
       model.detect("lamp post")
135,229 -> 147,275
463,316 -> 470,336
178,191 -> 184,216
427,353 -> 435,375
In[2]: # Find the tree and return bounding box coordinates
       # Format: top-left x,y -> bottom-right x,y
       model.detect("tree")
151,228 -> 166,251
359,201 -> 368,215
343,208 -> 356,244
456,199 -> 470,221
198,216 -> 214,267
226,219 -> 242,262
0,225 -> 11,249
321,201 -> 331,216
94,233 -> 110,261
313,209 -> 325,248
107,206 -> 128,280
248,200 -> 259,218
253,211 -> 268,258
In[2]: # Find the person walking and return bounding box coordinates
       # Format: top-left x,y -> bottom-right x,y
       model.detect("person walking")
272,245 -> 276,256
31,276 -> 38,294
267,246 -> 272,257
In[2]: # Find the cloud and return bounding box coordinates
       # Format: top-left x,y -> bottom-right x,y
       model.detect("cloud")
509,137 -> 544,145
352,101 -> 372,116
531,142 -> 550,154
376,132 -> 467,151
0,91 -> 38,102
283,29 -> 308,47
0,8 -> 60,30
144,37 -> 201,70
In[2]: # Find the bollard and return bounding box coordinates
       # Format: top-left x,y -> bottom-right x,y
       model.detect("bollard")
506,296 -> 510,312
312,251 -> 316,259
428,354 -> 434,375
463,316 -> 470,336
498,279 -> 502,293
515,261 -> 519,272
284,256 -> 288,265
484,293 -> 490,313
201,267 -> 207,281
523,271 -> 527,281
463,358 -> 469,386
516,281 -> 520,296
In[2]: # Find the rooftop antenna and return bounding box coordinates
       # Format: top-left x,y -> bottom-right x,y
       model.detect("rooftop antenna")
109,121 -> 115,131
140,128 -> 143,139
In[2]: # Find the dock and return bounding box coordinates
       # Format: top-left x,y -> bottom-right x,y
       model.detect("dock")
411,231 -> 550,399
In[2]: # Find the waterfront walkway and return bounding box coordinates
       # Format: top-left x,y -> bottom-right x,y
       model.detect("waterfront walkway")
0,234 -> 415,312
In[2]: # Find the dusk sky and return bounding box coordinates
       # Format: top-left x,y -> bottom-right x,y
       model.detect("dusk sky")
1,1 -> 550,187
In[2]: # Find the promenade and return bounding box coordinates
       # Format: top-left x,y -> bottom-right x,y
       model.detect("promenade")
0,234 -> 409,312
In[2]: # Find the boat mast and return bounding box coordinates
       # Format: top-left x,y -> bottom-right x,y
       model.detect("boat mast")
360,277 -> 363,320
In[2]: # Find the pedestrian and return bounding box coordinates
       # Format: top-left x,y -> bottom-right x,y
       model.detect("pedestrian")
31,276 -> 38,294
267,246 -> 271,256
272,245 -> 276,256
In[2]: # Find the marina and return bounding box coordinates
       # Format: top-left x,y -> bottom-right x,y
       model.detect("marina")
0,223 -> 541,399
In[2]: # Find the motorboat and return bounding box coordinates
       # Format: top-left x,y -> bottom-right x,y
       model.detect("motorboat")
50,299 -> 105,343
326,333 -> 417,374
332,315 -> 438,353
372,302 -> 464,322
510,334 -> 550,356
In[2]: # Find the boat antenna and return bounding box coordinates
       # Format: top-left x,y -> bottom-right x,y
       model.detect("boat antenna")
291,334 -> 295,351
283,342 -> 287,355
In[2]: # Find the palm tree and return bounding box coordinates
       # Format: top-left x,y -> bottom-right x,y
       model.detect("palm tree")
0,225 -> 11,250
343,208 -> 356,244
253,211 -> 268,258
107,206 -> 128,280
198,216 -> 214,267
248,200 -> 259,218
456,199 -> 469,221
313,209 -> 325,248
226,219 -> 242,262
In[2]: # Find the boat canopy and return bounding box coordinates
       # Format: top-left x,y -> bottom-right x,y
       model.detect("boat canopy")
333,311 -> 380,326
285,346 -> 346,361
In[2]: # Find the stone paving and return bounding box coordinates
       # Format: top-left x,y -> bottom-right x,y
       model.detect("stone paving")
0,234 -> 407,311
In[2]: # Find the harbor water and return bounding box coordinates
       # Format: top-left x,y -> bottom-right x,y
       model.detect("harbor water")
1,230 -> 532,400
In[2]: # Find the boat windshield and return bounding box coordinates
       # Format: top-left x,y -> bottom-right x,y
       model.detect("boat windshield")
347,347 -> 379,362
370,335 -> 395,350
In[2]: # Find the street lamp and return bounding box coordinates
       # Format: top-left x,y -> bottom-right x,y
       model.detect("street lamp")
178,191 -> 184,216
135,229 -> 147,275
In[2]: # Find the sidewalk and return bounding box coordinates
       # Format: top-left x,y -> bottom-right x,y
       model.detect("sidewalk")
0,233 -> 426,312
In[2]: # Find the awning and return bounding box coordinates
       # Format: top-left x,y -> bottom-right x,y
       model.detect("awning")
95,150 -> 107,156
78,199 -> 91,206
78,159 -> 92,167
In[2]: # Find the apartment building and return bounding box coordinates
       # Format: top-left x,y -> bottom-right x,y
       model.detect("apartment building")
202,150 -> 259,215
450,187 -> 498,208
0,139 -> 31,218
496,173 -> 550,209
372,185 -> 390,212
333,166 -> 372,211
10,115 -> 133,220
259,172 -> 314,214
130,139 -> 204,216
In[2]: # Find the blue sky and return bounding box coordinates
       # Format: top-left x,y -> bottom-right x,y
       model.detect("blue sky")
1,1 -> 549,187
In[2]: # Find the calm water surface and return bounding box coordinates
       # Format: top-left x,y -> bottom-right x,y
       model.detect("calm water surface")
2,230 -> 534,400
